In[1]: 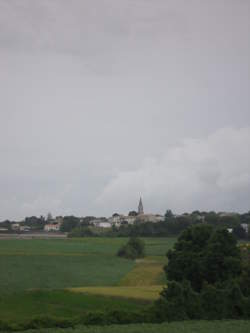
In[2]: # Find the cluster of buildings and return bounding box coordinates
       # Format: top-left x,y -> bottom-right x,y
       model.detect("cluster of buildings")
11,224 -> 31,232
42,197 -> 164,231
0,223 -> 32,233
1,200 -> 249,236
90,197 -> 164,228
0,197 -> 164,234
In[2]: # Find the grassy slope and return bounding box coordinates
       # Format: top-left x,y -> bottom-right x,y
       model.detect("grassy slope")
13,321 -> 250,333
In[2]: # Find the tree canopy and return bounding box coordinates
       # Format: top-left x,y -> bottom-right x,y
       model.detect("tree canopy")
165,225 -> 241,291
155,224 -> 250,321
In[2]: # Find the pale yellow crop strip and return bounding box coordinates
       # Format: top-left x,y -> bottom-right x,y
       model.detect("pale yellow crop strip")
68,286 -> 162,301
119,256 -> 166,286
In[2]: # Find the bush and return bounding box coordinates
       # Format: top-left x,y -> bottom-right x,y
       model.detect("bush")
117,237 -> 145,260
155,281 -> 202,321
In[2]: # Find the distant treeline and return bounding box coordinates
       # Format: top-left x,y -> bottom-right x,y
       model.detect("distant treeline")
69,211 -> 250,239
1,211 -> 250,239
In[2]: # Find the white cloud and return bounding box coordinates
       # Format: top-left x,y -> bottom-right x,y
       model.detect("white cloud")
96,127 -> 250,215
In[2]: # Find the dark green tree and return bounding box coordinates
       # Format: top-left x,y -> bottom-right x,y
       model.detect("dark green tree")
60,216 -> 80,232
165,225 -> 241,291
164,210 -> 174,219
203,229 -> 241,285
117,237 -> 145,260
233,224 -> 247,239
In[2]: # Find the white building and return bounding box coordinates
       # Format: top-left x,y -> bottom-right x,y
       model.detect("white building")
20,226 -> 31,232
11,223 -> 21,231
241,223 -> 249,234
94,221 -> 112,228
44,223 -> 61,232
125,216 -> 137,225
91,218 -> 112,228
136,214 -> 164,223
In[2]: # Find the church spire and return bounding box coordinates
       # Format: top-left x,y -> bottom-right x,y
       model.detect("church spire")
138,197 -> 144,215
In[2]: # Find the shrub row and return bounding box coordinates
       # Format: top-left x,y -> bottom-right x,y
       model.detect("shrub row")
0,310 -> 156,332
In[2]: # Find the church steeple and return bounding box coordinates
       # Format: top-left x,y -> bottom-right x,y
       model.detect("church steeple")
138,197 -> 144,215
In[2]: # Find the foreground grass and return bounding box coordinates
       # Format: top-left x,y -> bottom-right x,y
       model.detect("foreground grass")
0,290 -> 145,323
68,285 -> 162,301
10,321 -> 250,333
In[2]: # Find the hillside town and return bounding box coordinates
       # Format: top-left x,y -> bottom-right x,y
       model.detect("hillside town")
0,198 -> 249,240
0,198 -> 164,234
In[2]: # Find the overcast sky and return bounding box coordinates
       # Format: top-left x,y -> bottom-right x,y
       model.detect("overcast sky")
0,0 -> 250,220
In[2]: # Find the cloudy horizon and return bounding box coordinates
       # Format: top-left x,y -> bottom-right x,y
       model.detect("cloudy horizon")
0,0 -> 250,220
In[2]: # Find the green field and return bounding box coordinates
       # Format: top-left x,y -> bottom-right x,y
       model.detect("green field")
0,237 -> 249,332
0,237 -> 174,326
0,254 -> 134,292
11,321 -> 250,333
0,238 -> 174,294
0,237 -> 175,256
0,290 -> 145,323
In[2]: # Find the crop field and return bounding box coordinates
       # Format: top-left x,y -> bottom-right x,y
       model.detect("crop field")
0,237 -> 175,256
0,237 -> 173,326
0,254 -> 134,292
68,285 -> 163,301
0,238 -> 174,294
0,237 -> 249,332
119,256 -> 167,286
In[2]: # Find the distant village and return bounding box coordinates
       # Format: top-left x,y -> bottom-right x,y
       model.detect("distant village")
0,197 -> 249,239
43,198 -> 164,232
0,198 -> 164,234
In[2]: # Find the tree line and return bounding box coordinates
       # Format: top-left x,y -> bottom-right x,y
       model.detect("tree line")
1,210 -> 250,239
69,210 -> 250,239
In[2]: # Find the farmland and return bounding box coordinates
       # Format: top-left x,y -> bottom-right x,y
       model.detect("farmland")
0,237 -> 173,326
0,237 -> 175,256
1,236 -> 249,333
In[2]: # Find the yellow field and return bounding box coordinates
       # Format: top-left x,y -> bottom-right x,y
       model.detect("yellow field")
68,256 -> 166,301
119,256 -> 166,286
68,285 -> 162,301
